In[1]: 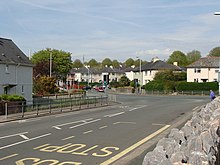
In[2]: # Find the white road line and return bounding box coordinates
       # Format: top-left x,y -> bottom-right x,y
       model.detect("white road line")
104,112 -> 125,118
129,105 -> 147,111
53,126 -> 62,130
0,133 -> 51,150
19,134 -> 29,140
99,126 -> 108,129
52,118 -> 93,129
70,119 -> 101,129
62,136 -> 75,140
0,132 -> 28,140
83,130 -> 93,134
113,122 -> 136,125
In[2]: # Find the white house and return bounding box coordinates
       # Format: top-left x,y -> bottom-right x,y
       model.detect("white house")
187,56 -> 219,82
128,58 -> 182,86
0,38 -> 33,102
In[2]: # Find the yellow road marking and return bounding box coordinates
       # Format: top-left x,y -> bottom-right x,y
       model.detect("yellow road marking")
62,136 -> 75,140
83,130 -> 93,134
0,154 -> 18,161
100,125 -> 170,165
33,144 -> 50,150
99,126 -> 108,129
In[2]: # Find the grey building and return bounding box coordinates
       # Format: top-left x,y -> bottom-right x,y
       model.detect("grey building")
0,38 -> 33,102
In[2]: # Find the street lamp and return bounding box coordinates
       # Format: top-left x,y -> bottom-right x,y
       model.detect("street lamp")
214,12 -> 220,95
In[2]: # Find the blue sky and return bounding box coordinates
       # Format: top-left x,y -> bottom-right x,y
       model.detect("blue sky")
1,0 -> 220,62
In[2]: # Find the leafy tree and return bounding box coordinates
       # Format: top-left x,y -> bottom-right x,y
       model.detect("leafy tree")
124,58 -> 134,67
154,70 -> 186,82
167,51 -> 187,66
33,60 -> 50,78
33,76 -> 59,95
208,47 -> 220,57
112,59 -> 120,68
88,59 -> 99,67
102,58 -> 112,67
73,59 -> 83,68
186,50 -> 201,64
31,48 -> 72,80
119,76 -> 130,86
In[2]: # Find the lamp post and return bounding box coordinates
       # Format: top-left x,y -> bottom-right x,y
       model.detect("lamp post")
214,12 -> 220,95
49,52 -> 52,77
136,56 -> 142,93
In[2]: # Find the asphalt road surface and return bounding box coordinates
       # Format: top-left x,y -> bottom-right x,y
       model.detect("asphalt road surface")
0,94 -> 210,165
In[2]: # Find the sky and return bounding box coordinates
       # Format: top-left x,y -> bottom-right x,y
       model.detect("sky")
1,0 -> 220,62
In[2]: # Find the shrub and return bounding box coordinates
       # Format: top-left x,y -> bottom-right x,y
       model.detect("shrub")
0,94 -> 25,101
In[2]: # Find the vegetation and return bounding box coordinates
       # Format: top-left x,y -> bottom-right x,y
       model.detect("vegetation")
33,76 -> 59,95
0,94 -> 25,101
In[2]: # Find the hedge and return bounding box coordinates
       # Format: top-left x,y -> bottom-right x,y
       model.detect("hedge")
0,94 -> 25,101
144,81 -> 218,92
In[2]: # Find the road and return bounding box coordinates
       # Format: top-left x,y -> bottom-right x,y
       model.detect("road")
0,94 -> 210,165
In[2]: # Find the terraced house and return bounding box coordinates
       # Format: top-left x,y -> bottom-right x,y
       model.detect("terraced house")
187,56 -> 220,82
0,38 -> 33,102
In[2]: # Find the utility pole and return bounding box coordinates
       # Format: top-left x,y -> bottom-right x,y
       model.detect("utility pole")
50,52 -> 52,77
214,12 -> 220,95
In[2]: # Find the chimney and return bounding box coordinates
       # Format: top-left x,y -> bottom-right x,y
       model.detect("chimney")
173,62 -> 178,66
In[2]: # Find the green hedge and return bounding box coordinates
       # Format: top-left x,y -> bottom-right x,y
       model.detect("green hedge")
0,94 -> 25,101
176,82 -> 218,91
144,81 -> 218,92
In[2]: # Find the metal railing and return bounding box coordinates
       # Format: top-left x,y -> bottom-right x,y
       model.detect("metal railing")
0,94 -> 117,121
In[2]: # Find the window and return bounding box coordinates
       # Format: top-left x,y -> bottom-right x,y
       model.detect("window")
194,78 -> 198,82
5,64 -> 9,73
194,68 -> 201,73
21,85 -> 24,93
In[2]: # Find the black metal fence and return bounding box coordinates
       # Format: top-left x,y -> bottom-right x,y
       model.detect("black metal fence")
1,95 -> 116,121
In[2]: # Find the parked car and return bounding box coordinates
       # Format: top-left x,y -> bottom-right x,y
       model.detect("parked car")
82,86 -> 91,90
95,86 -> 104,92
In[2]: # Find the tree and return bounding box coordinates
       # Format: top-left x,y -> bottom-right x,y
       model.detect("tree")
33,76 -> 59,95
112,60 -> 120,68
31,48 -> 72,80
88,59 -> 99,67
119,76 -> 130,86
186,50 -> 201,65
124,58 -> 134,67
208,47 -> 220,57
154,70 -> 186,82
72,59 -> 83,68
167,51 -> 187,66
102,58 -> 112,67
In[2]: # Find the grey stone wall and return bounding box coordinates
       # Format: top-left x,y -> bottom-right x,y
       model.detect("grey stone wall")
142,97 -> 220,165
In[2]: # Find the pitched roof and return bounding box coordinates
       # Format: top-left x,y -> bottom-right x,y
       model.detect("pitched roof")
187,56 -> 220,68
0,38 -> 32,66
134,60 -> 181,71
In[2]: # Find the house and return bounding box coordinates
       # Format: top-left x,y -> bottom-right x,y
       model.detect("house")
67,66 -> 125,86
186,56 -> 220,82
131,58 -> 182,86
0,38 -> 33,102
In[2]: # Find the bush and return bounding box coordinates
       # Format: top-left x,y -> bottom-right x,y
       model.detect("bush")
0,94 -> 25,101
176,82 -> 218,91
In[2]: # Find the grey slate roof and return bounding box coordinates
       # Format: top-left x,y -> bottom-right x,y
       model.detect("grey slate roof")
187,56 -> 220,68
0,38 -> 32,66
134,60 -> 181,71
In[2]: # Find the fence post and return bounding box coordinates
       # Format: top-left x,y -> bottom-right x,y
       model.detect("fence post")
101,95 -> 102,106
37,102 -> 39,116
22,102 -> 24,118
49,99 -> 51,114
5,102 -> 8,119
60,98 -> 62,112
70,98 -> 73,111
87,97 -> 89,108
79,97 -> 81,109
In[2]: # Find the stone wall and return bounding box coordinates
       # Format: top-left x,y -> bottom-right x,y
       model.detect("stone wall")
142,97 -> 220,165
